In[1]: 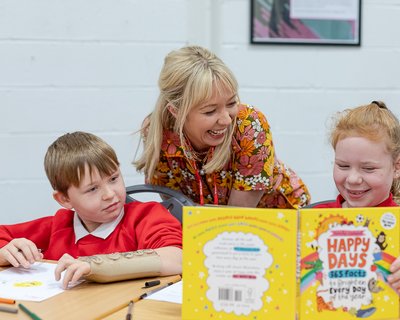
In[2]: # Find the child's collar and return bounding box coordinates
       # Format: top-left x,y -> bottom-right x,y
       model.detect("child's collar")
73,208 -> 124,243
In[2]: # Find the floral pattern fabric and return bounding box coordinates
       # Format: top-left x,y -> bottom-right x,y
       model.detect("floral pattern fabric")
149,104 -> 311,209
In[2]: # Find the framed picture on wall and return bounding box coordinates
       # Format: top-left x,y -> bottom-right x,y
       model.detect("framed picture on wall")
251,0 -> 361,46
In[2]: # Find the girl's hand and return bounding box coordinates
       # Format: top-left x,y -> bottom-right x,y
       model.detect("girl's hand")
55,253 -> 90,289
389,256 -> 400,294
0,238 -> 43,268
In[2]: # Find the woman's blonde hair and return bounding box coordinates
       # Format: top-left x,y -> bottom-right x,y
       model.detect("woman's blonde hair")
134,45 -> 239,179
330,101 -> 400,202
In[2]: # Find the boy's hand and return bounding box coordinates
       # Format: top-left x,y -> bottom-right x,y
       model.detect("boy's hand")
388,256 -> 400,294
0,238 -> 43,268
55,253 -> 90,289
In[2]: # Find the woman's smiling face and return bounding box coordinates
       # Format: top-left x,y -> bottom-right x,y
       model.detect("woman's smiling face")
183,84 -> 238,152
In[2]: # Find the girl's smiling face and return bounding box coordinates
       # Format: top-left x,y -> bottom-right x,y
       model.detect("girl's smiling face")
333,136 -> 400,208
183,84 -> 238,152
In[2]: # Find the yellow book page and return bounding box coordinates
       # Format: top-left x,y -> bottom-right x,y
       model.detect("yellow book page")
299,207 -> 400,320
182,206 -> 298,320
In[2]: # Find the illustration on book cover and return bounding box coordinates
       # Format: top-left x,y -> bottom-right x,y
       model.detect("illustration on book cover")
300,208 -> 399,320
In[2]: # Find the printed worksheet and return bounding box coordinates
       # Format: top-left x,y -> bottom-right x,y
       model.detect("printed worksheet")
145,280 -> 182,304
0,261 -> 80,301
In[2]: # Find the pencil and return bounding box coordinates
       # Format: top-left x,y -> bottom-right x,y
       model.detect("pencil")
93,275 -> 182,320
18,303 -> 42,320
125,300 -> 133,320
0,305 -> 18,314
0,297 -> 15,304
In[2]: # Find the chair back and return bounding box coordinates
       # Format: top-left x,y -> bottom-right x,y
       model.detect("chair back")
304,200 -> 335,208
126,184 -> 196,224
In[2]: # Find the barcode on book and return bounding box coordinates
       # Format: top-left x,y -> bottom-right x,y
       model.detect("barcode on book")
218,288 -> 242,301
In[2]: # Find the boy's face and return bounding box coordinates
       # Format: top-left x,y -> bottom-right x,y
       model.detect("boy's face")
333,136 -> 399,208
57,165 -> 126,232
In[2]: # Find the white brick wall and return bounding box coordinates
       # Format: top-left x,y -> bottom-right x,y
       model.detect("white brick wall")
1,0 -> 399,224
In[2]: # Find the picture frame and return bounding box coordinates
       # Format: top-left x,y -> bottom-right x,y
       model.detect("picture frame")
251,0 -> 361,46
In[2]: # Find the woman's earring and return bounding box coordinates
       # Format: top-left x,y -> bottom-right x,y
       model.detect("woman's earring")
167,103 -> 178,118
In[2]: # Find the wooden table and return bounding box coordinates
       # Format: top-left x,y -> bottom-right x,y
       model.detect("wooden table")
104,299 -> 181,320
0,274 -> 182,320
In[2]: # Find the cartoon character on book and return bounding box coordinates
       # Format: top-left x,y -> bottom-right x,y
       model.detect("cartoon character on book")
375,231 -> 388,251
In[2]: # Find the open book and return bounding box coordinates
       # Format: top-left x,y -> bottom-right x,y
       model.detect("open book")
182,206 -> 399,320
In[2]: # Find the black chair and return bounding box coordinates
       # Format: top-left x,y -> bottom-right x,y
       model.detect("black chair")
304,200 -> 335,208
125,184 -> 196,224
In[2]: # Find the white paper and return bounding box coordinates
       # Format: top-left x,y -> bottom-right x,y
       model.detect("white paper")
145,280 -> 182,304
0,261 -> 80,301
290,0 -> 359,20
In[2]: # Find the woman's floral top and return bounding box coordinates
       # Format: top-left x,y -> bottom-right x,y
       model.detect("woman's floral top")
149,104 -> 311,209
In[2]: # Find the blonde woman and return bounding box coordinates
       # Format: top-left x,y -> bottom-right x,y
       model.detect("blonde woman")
135,45 -> 310,209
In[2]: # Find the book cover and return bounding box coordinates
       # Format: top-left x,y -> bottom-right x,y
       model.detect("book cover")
299,207 -> 400,320
182,206 -> 298,319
